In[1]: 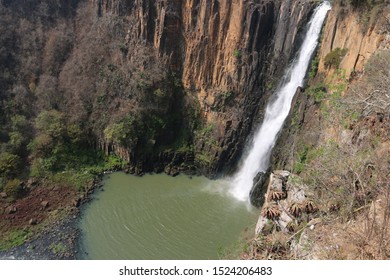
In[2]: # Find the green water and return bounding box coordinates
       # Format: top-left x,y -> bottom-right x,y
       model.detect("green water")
78,172 -> 257,260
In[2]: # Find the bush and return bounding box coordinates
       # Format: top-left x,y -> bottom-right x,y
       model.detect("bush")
233,49 -> 242,59
309,56 -> 320,79
0,153 -> 21,178
324,48 -> 348,68
104,115 -> 142,146
4,179 -> 23,199
35,110 -> 65,139
306,84 -> 327,103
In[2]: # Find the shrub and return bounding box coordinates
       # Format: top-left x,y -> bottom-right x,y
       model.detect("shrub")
233,49 -> 242,59
4,179 -> 23,199
104,115 -> 141,146
35,110 -> 65,139
324,48 -> 348,68
309,56 -> 319,79
306,84 -> 327,103
0,153 -> 21,178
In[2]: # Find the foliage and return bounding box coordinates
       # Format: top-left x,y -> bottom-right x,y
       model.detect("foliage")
306,83 -> 327,103
29,110 -> 97,176
50,242 -> 67,255
118,43 -> 128,54
195,153 -> 213,165
0,1 -> 201,193
0,229 -> 31,251
293,143 -> 326,174
153,88 -> 166,98
0,153 -> 21,178
104,115 -> 140,146
104,112 -> 172,149
3,178 -> 23,199
293,147 -> 307,174
262,203 -> 281,219
324,48 -> 348,68
35,110 -> 66,139
44,153 -> 124,191
309,56 -> 320,79
233,49 -> 242,59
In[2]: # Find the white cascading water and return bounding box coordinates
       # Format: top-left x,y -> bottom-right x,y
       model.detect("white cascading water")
230,1 -> 331,202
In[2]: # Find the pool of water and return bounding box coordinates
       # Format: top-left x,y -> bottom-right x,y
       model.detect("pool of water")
78,172 -> 257,260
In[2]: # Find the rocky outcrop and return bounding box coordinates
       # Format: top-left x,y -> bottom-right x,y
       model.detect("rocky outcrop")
255,170 -> 317,235
246,170 -> 321,259
318,1 -> 389,78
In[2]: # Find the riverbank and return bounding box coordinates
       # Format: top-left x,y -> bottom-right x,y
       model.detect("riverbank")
0,176 -> 104,260
0,208 -> 80,260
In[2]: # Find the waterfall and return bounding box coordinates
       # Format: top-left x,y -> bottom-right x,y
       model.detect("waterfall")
230,1 -> 331,202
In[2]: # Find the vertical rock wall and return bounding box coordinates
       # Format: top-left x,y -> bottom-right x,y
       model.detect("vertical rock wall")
90,0 -> 317,175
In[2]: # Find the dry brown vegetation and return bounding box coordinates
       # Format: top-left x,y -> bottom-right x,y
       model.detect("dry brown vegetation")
245,43 -> 390,260
283,49 -> 390,259
0,0 -> 200,247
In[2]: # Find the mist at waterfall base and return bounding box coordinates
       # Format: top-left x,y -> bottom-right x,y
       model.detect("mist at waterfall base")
229,1 -> 331,202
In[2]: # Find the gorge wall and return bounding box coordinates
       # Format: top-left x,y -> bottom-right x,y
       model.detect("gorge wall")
272,0 -> 390,171
256,0 -> 390,259
0,0 -> 318,178
90,0 -> 318,175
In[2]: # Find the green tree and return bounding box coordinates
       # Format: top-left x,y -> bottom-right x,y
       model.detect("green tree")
324,48 -> 348,69
35,110 -> 65,139
0,153 -> 21,178
104,115 -> 141,146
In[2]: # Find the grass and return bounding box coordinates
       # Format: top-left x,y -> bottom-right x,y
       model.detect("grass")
47,154 -> 125,191
0,229 -> 32,251
50,242 -> 66,255
233,49 -> 242,59
195,153 -> 213,165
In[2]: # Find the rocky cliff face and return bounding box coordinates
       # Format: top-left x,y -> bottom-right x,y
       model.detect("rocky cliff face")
0,0 -> 319,178
273,0 -> 390,171
89,0 -> 317,175
261,1 -> 390,259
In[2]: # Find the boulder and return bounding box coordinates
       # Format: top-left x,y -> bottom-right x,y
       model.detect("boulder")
249,169 -> 271,207
0,192 -> 7,198
26,178 -> 38,189
5,205 -> 17,214
29,218 -> 38,225
72,198 -> 81,207
41,200 -> 49,209
170,168 -> 180,177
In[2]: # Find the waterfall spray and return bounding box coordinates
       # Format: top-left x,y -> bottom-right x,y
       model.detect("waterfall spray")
230,1 -> 331,202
